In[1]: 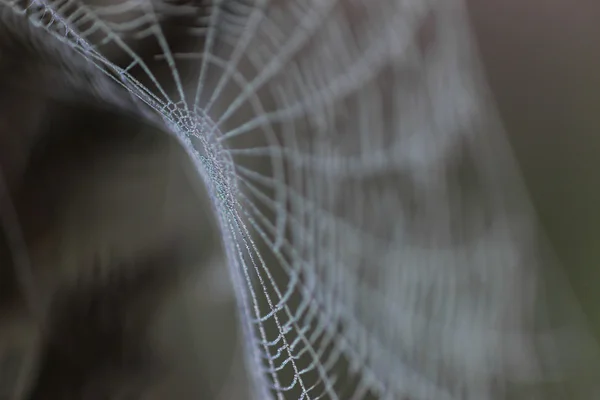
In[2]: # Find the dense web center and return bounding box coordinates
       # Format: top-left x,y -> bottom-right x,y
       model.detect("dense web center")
174,109 -> 239,217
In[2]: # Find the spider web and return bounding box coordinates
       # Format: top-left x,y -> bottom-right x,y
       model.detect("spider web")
3,0 -> 600,398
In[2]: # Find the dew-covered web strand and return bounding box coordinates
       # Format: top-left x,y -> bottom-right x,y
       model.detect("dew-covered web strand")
221,40 -> 455,396
199,0 -> 270,115
136,0 -> 188,110
96,2 -> 337,396
222,189 -> 353,398
231,160 -> 460,399
172,2 -> 436,397
206,5 -> 436,382
13,5 -> 292,397
218,33 -> 401,144
12,0 -> 178,115
206,0 -> 338,140
2,1 -> 441,397
173,1 -> 436,396
193,0 -> 222,109
222,161 -> 332,397
206,3 -> 506,396
233,191 -> 425,398
2,1 -> 390,398
188,1 -> 403,321
193,35 -> 292,252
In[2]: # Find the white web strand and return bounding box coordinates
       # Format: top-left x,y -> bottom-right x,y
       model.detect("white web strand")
3,0 -> 600,399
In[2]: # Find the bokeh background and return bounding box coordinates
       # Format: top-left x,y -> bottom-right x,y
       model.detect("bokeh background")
467,0 -> 600,340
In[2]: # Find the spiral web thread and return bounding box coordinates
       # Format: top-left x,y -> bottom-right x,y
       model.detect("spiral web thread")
3,0 -> 600,398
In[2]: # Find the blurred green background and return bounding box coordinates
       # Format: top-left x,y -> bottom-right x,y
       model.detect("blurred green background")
467,0 -> 600,338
